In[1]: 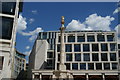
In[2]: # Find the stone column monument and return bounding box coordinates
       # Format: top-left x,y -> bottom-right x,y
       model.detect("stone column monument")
52,16 -> 73,80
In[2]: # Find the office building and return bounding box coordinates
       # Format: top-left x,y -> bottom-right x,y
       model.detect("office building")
29,17 -> 119,80
0,0 -> 23,79
13,49 -> 26,79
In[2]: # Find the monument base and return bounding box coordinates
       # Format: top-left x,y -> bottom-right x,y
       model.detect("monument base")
52,70 -> 73,80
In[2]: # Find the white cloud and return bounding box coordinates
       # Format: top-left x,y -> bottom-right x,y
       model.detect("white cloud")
24,50 -> 31,56
31,10 -> 37,14
29,18 -> 35,24
113,7 -> 120,14
17,14 -> 43,42
17,14 -> 27,32
26,46 -> 30,50
66,13 -> 114,31
85,13 -> 114,31
66,20 -> 90,31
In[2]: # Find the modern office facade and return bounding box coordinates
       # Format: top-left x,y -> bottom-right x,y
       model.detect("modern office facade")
13,50 -> 26,79
0,0 -> 23,79
29,30 -> 119,80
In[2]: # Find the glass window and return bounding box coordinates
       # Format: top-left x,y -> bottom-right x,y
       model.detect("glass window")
0,17 -> 14,40
83,44 -> 90,52
57,44 -> 60,52
0,56 -> 4,70
65,44 -> 72,52
68,36 -> 75,42
83,53 -> 90,61
75,53 -> 81,61
87,35 -> 95,42
72,63 -> 78,70
47,52 -> 53,58
65,63 -> 70,70
2,2 -> 16,15
118,44 -> 120,49
77,35 -> 85,42
66,54 -> 72,61
104,63 -> 110,70
92,44 -> 99,51
97,35 -> 105,42
107,35 -> 114,41
80,63 -> 86,70
112,63 -> 117,70
58,54 -> 60,61
101,43 -> 108,51
74,44 -> 81,52
88,63 -> 94,70
43,32 -> 47,39
101,53 -> 108,61
119,51 -> 120,57
39,33 -> 42,39
110,53 -> 116,61
110,43 -> 116,51
92,53 -> 99,61
96,63 -> 102,70
47,60 -> 53,67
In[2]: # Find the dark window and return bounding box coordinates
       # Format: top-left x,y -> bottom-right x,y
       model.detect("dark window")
65,44 -> 72,52
58,54 -> 60,61
87,35 -> 95,42
80,63 -> 86,70
43,32 -> 47,39
65,63 -> 70,70
57,44 -> 60,52
66,54 -> 72,61
47,60 -> 53,67
39,33 -> 42,39
0,17 -> 14,40
49,32 -> 51,39
112,63 -> 117,70
92,44 -> 99,51
92,53 -> 99,61
101,53 -> 108,61
1,2 -> 16,15
74,44 -> 81,52
83,53 -> 90,61
107,35 -> 114,41
118,44 -> 120,49
77,35 -> 85,42
75,53 -> 81,61
110,43 -> 116,51
68,36 -> 75,42
83,44 -> 90,52
72,63 -> 78,70
119,51 -> 120,57
110,53 -> 116,61
88,63 -> 94,70
97,35 -> 105,42
101,43 -> 108,51
96,63 -> 102,70
104,63 -> 110,70
47,52 -> 53,58
0,56 -> 4,70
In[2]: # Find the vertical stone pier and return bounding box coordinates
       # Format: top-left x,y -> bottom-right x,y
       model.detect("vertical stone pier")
52,16 -> 73,80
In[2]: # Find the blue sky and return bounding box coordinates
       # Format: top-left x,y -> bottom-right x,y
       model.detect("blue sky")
16,2 -> 119,62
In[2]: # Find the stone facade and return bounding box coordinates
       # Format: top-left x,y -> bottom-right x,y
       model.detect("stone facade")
0,0 -> 23,79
